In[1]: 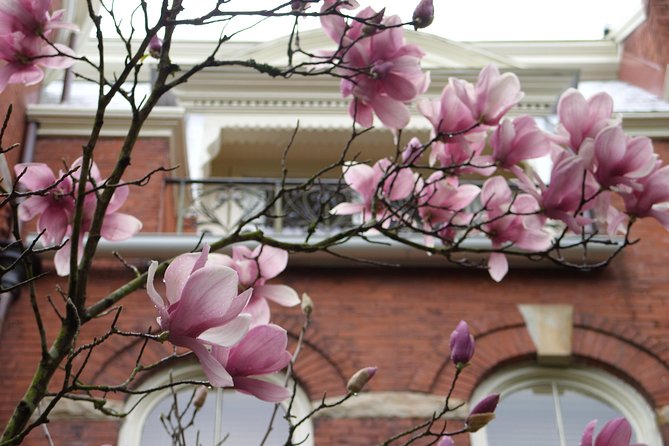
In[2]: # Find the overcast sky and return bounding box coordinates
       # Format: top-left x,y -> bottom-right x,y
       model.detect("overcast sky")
103,0 -> 643,42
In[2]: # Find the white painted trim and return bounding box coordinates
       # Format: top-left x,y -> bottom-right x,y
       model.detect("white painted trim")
609,6 -> 647,43
117,363 -> 314,446
27,233 -> 625,269
316,392 -> 466,419
469,366 -> 664,446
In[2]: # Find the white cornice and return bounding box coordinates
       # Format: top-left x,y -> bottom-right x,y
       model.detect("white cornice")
609,5 -> 647,43
621,112 -> 669,138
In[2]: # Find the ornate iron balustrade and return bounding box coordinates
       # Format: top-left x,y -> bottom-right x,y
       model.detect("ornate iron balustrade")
166,178 -> 357,235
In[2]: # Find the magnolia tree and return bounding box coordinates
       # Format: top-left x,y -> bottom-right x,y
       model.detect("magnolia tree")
0,0 -> 662,445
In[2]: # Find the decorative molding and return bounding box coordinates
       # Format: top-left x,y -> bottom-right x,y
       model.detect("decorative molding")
622,112 -> 669,138
518,304 -> 573,365
315,392 -> 466,419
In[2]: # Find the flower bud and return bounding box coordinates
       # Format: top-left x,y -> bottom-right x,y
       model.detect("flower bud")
346,366 -> 377,394
193,386 -> 208,409
149,36 -> 163,59
466,394 -> 499,432
412,0 -> 434,30
361,8 -> 385,36
449,320 -> 475,368
437,436 -> 455,446
301,292 -> 314,316
291,0 -> 308,12
401,137 -> 424,165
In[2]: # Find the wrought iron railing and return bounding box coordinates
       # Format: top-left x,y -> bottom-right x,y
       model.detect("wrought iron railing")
166,178 -> 357,235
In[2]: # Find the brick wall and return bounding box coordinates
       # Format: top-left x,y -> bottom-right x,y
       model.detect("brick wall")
3,141 -> 669,445
620,0 -> 669,96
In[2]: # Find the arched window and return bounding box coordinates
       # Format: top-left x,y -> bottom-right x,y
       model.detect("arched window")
469,365 -> 663,446
118,363 -> 314,446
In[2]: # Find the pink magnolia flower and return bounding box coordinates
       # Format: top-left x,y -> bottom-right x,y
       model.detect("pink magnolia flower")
580,418 -> 647,446
322,7 -> 429,129
0,0 -> 76,36
13,161 -> 75,245
451,64 -> 524,126
449,320 -> 475,366
52,158 -> 142,276
417,172 -> 479,246
481,176 -> 552,281
556,88 -> 617,151
212,245 -> 300,326
581,126 -> 656,189
518,152 -> 599,233
211,324 -> 292,402
491,115 -> 551,169
620,164 -> 669,230
417,82 -> 480,141
331,159 -> 416,226
147,245 -> 253,388
0,31 -> 74,92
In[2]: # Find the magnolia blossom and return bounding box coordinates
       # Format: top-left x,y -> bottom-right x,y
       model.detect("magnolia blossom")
491,115 -> 551,169
322,5 -> 429,129
0,31 -> 74,92
417,172 -> 479,246
412,0 -> 434,29
451,64 -> 523,126
212,245 -> 300,326
14,158 -> 142,276
0,0 -> 76,36
13,162 -> 74,245
556,88 -> 617,151
211,324 -> 292,402
481,177 -> 552,282
147,246 -> 253,388
417,83 -> 480,141
580,418 -> 647,446
331,159 -> 415,225
620,164 -> 669,230
0,0 -> 76,92
581,126 -> 656,189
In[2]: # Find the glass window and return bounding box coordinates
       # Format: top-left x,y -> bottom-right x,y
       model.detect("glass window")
470,365 -> 663,446
119,363 -> 314,446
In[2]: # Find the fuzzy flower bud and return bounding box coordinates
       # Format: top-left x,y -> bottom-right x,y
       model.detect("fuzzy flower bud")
361,8 -> 386,36
301,292 -> 314,316
401,137 -> 424,165
346,366 -> 377,394
466,394 -> 499,432
437,436 -> 455,446
291,0 -> 308,12
413,0 -> 434,30
449,320 -> 475,368
193,386 -> 208,409
149,36 -> 163,59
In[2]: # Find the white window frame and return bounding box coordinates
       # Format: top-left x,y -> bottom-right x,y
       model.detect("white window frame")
469,365 -> 663,446
117,362 -> 314,446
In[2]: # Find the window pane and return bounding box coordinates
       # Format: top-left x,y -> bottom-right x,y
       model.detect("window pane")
140,388 -> 289,446
486,386 -> 561,446
558,387 -> 625,446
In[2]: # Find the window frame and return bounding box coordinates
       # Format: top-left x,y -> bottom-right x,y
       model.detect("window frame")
117,362 -> 314,446
469,365 -> 663,446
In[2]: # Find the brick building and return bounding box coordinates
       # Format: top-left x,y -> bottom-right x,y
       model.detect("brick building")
2,2 -> 669,446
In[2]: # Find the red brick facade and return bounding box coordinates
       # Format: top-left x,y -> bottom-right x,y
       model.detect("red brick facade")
2,141 -> 669,445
